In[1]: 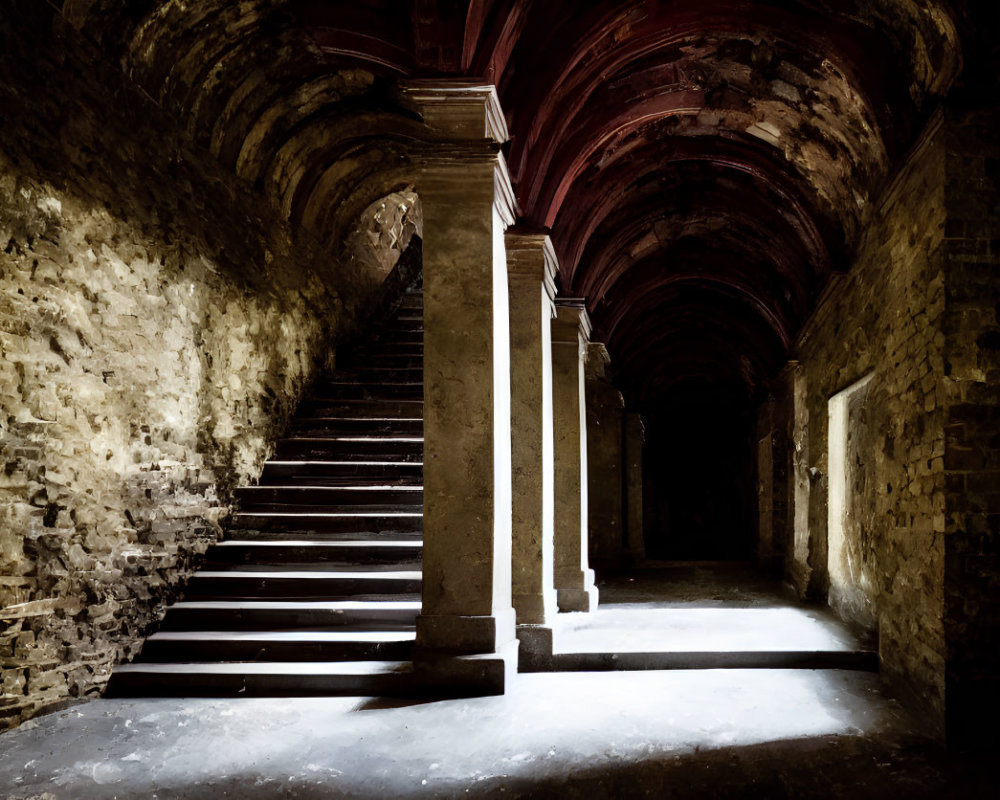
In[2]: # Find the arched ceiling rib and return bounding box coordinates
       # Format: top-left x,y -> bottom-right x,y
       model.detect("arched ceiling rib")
492,0 -> 961,407
59,0 -> 967,407
63,0 -> 424,250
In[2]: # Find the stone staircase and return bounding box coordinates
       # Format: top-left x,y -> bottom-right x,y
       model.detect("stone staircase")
107,291 -> 425,697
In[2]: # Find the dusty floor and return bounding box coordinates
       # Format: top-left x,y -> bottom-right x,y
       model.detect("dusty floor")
562,563 -> 864,656
0,670 -> 994,799
0,563 -> 994,799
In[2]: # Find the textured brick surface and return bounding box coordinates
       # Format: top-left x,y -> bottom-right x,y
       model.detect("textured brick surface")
785,118 -> 948,727
0,8 -> 381,729
941,105 -> 1000,746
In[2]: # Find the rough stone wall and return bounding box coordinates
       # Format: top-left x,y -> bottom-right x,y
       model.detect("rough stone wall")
940,105 -> 1000,746
0,8 -> 374,729
585,349 -> 625,569
791,120 -> 948,725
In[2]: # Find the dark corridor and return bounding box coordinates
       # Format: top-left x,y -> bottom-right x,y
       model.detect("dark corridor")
641,394 -> 757,561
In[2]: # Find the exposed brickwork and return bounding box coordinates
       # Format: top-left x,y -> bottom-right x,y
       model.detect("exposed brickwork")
0,8 -> 378,729
786,118 -> 949,727
941,105 -> 1000,746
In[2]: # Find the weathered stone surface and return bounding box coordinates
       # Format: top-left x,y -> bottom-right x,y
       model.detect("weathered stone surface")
551,302 -> 598,613
405,82 -> 517,686
622,412 -> 646,565
760,103 -> 1000,746
506,232 -> 558,629
585,343 -> 625,570
0,7 -> 384,730
940,105 -> 1000,747
782,113 -> 948,729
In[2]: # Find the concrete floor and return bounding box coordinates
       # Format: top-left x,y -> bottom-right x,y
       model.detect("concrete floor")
553,605 -> 860,655
538,563 -> 873,672
1,563 -> 995,799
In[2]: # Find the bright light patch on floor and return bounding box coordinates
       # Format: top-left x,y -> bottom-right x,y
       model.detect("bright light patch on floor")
0,670 -> 870,798
552,607 -> 860,653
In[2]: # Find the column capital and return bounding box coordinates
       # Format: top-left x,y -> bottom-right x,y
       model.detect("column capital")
400,79 -> 509,143
416,151 -> 518,230
778,359 -> 801,379
553,298 -> 591,343
585,342 -> 612,379
505,230 -> 558,304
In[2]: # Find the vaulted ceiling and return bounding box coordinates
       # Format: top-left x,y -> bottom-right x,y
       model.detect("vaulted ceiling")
59,0 -> 975,408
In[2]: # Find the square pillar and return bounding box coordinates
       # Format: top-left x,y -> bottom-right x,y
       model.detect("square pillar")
623,411 -> 646,565
402,80 -> 518,692
585,343 -> 625,570
505,231 -> 558,663
551,299 -> 599,612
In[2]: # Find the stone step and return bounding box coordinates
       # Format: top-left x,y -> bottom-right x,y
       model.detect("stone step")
230,511 -> 423,535
235,485 -> 423,508
308,382 -> 423,401
184,569 -> 423,600
224,528 -> 423,543
206,539 -> 423,565
200,561 -> 422,574
288,416 -> 423,437
138,629 -> 416,663
344,353 -> 423,369
378,319 -> 423,332
371,329 -> 422,344
159,600 -> 422,631
259,461 -> 422,486
525,650 -> 880,673
234,505 -> 422,518
274,437 -> 423,461
352,344 -> 423,359
105,660 -> 417,698
335,367 -> 423,383
296,398 -> 423,418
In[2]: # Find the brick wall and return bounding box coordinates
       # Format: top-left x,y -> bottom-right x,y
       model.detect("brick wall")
784,117 -> 949,728
0,7 -> 377,729
941,104 -> 1000,747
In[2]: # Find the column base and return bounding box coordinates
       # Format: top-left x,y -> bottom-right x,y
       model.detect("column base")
512,589 -> 557,627
416,608 -> 517,652
515,624 -> 554,671
413,639 -> 519,696
557,569 -> 598,612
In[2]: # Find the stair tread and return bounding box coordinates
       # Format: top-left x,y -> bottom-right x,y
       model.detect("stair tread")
291,417 -> 423,423
201,561 -> 421,571
216,539 -> 422,548
279,436 -> 423,442
147,630 -> 416,643
115,660 -> 413,675
264,461 -> 423,467
170,600 -> 422,610
193,570 -> 422,579
240,485 -> 424,491
227,531 -> 423,541
233,511 -> 422,517
312,383 -> 422,388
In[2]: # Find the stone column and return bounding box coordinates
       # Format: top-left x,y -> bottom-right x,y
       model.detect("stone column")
402,80 -> 518,691
551,299 -> 598,612
506,231 -> 558,663
622,411 -> 646,565
585,343 -> 625,570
